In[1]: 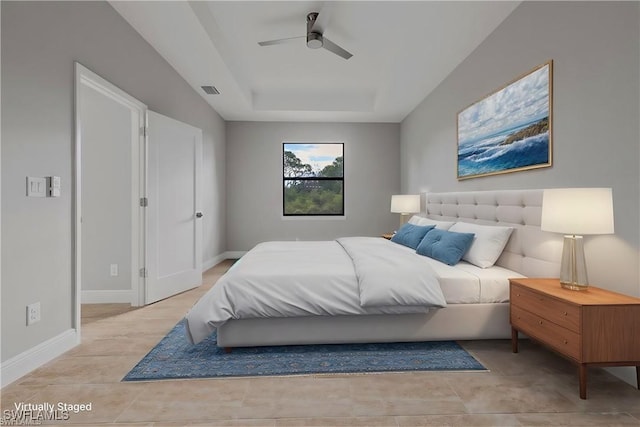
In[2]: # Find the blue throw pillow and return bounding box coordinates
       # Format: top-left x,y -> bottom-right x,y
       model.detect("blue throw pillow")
416,228 -> 475,266
391,223 -> 435,250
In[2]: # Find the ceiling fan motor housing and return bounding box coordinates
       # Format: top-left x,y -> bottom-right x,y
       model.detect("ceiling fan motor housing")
307,32 -> 323,49
306,12 -> 323,49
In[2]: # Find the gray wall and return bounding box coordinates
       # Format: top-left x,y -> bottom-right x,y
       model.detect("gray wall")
226,121 -> 400,251
1,1 -> 226,361
401,1 -> 639,383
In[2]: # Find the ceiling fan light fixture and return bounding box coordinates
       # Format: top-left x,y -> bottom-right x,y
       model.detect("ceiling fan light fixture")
258,9 -> 352,60
306,32 -> 323,49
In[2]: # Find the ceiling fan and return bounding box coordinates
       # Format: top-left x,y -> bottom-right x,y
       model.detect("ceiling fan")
258,10 -> 353,60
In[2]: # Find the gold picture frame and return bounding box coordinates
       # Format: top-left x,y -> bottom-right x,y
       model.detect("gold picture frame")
457,60 -> 553,180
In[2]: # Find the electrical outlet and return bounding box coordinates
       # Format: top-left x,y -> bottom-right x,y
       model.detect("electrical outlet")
26,302 -> 41,326
110,264 -> 118,277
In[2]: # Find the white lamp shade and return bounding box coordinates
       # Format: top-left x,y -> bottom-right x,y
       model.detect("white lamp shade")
541,188 -> 614,235
390,194 -> 421,214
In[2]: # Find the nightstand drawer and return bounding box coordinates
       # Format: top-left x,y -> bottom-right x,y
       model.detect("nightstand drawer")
511,305 -> 581,360
510,278 -> 640,400
511,284 -> 580,333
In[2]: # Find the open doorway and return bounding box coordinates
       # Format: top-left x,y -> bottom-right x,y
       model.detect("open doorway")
75,62 -> 146,335
74,63 -> 203,337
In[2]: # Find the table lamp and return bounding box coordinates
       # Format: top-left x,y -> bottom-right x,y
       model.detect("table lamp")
541,188 -> 614,290
390,194 -> 421,228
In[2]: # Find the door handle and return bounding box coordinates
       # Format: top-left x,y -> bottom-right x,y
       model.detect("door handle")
195,212 -> 203,218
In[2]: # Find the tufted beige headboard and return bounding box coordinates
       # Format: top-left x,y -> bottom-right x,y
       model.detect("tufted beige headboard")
425,189 -> 563,278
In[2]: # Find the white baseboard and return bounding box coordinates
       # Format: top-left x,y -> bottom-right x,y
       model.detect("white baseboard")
81,289 -> 133,304
224,251 -> 246,259
1,329 -> 78,388
202,253 -> 228,271
605,366 -> 638,388
203,251 -> 246,271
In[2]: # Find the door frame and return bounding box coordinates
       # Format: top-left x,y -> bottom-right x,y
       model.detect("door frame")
73,63 -> 147,338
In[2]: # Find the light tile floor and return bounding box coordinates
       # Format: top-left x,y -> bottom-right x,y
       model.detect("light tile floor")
82,303 -> 137,325
2,260 -> 640,426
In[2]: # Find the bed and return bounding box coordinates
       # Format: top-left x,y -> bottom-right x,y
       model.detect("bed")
185,189 -> 563,348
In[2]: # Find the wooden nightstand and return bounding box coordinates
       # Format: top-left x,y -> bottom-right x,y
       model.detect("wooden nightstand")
510,278 -> 640,399
381,233 -> 394,240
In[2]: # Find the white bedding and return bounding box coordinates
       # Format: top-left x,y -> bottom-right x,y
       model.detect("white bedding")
337,237 -> 446,308
184,237 -> 521,344
387,242 -> 525,303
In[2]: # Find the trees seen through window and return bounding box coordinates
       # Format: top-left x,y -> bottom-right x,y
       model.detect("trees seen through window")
283,143 -> 344,216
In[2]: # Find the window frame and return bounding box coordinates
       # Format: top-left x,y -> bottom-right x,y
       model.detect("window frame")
282,142 -> 345,217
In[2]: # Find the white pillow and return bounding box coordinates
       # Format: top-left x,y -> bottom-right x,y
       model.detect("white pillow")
448,222 -> 513,268
407,215 -> 455,230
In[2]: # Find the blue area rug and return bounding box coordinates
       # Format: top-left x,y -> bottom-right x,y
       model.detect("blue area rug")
123,320 -> 486,381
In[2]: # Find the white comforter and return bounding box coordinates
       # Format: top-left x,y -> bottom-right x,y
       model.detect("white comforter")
184,237 -> 447,344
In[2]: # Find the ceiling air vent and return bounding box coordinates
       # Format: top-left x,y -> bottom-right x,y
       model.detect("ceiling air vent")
201,85 -> 220,95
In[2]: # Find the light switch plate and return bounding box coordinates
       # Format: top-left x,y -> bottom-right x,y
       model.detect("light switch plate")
48,176 -> 61,197
26,177 -> 46,197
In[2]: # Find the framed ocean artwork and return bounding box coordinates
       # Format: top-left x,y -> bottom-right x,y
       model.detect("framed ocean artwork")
457,61 -> 553,180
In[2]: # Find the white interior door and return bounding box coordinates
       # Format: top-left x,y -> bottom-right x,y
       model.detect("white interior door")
145,111 -> 203,304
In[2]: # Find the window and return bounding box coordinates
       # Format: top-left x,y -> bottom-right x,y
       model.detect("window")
283,143 -> 344,216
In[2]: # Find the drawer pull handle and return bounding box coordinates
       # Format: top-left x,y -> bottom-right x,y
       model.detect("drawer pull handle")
563,311 -> 568,316
516,293 -> 520,297
538,320 -> 543,325
564,340 -> 568,344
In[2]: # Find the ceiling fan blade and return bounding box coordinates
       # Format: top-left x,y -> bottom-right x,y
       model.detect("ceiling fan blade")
322,37 -> 353,60
311,2 -> 334,34
258,36 -> 305,47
